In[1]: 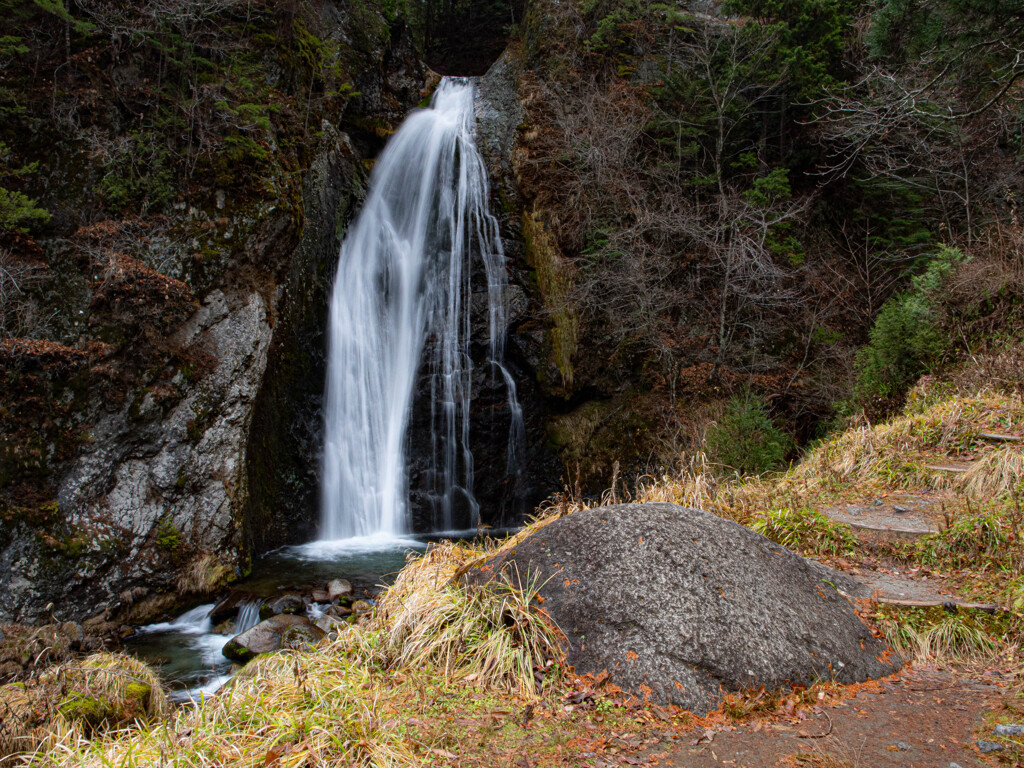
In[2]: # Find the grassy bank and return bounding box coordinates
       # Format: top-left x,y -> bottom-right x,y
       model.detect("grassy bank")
5,384 -> 1023,766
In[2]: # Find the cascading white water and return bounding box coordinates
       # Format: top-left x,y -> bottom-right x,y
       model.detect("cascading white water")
320,77 -> 523,541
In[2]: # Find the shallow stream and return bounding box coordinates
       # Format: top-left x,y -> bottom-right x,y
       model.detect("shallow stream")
128,530 -> 513,702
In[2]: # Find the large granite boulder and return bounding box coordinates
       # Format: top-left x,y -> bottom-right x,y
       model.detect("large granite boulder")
472,503 -> 899,714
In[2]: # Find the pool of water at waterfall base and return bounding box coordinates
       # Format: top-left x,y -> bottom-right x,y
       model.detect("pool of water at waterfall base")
127,529 -> 518,702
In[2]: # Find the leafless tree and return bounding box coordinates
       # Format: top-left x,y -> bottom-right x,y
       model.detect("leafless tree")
0,249 -> 49,338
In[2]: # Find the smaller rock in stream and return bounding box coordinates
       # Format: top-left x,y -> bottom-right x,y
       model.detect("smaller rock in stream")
350,600 -> 372,615
327,579 -> 352,600
260,594 -> 305,620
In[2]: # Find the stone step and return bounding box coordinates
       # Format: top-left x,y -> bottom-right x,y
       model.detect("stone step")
840,571 -> 1001,612
843,519 -> 937,539
923,463 -> 972,473
822,495 -> 940,541
875,596 -> 1002,612
978,432 -> 1023,443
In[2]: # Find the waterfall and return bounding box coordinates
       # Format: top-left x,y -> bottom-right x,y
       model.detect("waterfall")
320,77 -> 523,541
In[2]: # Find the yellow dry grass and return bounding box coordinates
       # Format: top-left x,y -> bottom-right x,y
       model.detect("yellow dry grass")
2,652 -> 168,765
964,445 -> 1024,499
374,542 -> 564,695
27,543 -> 565,768
791,393 -> 1023,496
35,644 -> 416,768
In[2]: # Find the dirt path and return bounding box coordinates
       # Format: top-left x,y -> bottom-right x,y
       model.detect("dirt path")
659,666 -> 1009,768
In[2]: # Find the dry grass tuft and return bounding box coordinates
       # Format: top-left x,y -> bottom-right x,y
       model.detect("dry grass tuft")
374,543 -> 565,695
2,652 -> 166,764
635,451 -> 720,511
793,393 -> 1023,494
881,613 -> 996,664
1,681 -> 54,761
33,645 -> 416,768
44,652 -> 170,728
176,552 -> 234,595
964,445 -> 1024,499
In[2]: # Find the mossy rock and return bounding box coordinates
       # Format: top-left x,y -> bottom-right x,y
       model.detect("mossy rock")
44,652 -> 167,734
59,693 -> 118,728
280,623 -> 326,650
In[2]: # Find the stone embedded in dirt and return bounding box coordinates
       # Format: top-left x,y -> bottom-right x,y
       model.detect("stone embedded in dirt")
895,741 -> 911,750
222,615 -> 319,664
977,739 -> 1004,753
327,579 -> 353,600
471,503 -> 900,715
994,723 -> 1024,736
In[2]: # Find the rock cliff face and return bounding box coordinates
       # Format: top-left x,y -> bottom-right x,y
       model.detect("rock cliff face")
0,3 -> 431,625
243,126 -> 365,555
0,127 -> 370,625
0,5 -> 563,625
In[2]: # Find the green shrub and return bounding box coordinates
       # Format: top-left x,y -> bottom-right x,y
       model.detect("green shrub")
155,516 -> 183,552
706,395 -> 793,475
854,245 -> 965,406
751,507 -> 857,556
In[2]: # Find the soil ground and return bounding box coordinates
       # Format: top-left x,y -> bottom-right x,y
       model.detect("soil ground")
657,665 -> 1011,768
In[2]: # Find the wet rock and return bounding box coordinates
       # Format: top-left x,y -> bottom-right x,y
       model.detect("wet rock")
977,740 -> 1004,753
223,615 -> 317,664
280,623 -> 326,650
471,503 -> 900,714
325,604 -> 353,618
994,723 -> 1024,736
210,591 -> 255,624
327,579 -> 352,600
350,600 -> 373,615
314,614 -> 349,635
214,619 -> 235,635
261,594 -> 305,619
311,590 -> 330,603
